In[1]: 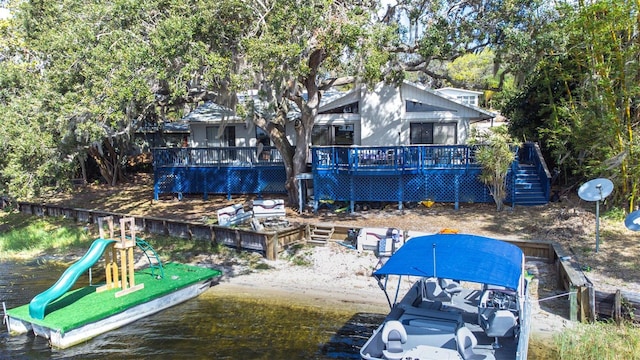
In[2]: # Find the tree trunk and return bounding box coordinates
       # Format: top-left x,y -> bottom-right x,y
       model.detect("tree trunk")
87,139 -> 124,186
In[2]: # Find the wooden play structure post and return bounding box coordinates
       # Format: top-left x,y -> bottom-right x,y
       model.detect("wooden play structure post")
96,216 -> 144,297
114,217 -> 144,298
97,217 -> 119,292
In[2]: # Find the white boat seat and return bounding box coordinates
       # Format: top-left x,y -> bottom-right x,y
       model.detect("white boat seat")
480,309 -> 517,348
456,327 -> 496,360
381,320 -> 407,360
439,278 -> 463,298
422,278 -> 453,302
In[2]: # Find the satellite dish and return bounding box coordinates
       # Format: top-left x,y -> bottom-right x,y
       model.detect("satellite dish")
578,178 -> 614,202
625,210 -> 640,232
578,178 -> 614,253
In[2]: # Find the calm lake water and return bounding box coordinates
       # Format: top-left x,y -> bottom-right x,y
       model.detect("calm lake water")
1,260 -> 557,359
0,260 -> 384,360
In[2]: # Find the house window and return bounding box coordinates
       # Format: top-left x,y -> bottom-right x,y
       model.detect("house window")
205,126 -> 236,147
312,126 -> 330,146
256,127 -> 270,147
312,124 -> 354,145
319,101 -> 359,114
406,101 -> 455,112
410,122 -> 457,145
457,95 -> 478,107
334,125 -> 354,145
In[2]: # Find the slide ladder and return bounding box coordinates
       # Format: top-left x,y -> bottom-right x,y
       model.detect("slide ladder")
135,237 -> 164,279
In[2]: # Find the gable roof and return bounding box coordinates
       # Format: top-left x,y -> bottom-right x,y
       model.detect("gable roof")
182,89 -> 348,124
318,81 -> 494,120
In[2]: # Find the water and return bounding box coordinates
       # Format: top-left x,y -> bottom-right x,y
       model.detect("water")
0,260 -> 385,359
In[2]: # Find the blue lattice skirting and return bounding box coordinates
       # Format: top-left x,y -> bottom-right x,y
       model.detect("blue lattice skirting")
154,166 -> 288,200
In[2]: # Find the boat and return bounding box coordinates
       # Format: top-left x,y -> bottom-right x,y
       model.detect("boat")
360,233 -> 531,360
3,217 -> 222,349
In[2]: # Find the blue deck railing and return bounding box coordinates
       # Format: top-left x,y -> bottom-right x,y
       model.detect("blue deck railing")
152,144 -> 548,209
153,146 -> 285,167
311,145 -> 492,210
313,145 -> 479,173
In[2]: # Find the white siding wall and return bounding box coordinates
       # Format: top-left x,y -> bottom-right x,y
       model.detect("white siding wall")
360,83 -> 404,146
356,83 -> 472,145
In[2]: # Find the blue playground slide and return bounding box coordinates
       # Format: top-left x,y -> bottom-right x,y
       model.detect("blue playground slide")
29,238 -> 116,320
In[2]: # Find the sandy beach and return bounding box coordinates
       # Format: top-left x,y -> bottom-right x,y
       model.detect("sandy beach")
190,240 -> 574,344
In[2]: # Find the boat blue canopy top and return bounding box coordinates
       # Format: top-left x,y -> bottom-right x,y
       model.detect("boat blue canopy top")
373,233 -> 524,291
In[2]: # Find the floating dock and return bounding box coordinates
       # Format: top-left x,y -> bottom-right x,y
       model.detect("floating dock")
6,262 -> 221,348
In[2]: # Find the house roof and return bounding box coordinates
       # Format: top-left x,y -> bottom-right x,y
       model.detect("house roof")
180,101 -> 241,123
183,90 -> 347,124
163,122 -> 189,133
181,81 -> 494,124
319,81 -> 495,120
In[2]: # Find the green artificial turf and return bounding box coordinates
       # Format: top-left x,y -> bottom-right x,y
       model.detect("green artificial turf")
7,263 -> 221,333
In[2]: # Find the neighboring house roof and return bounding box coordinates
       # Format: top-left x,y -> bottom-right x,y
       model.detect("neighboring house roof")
412,82 -> 494,120
436,87 -> 483,95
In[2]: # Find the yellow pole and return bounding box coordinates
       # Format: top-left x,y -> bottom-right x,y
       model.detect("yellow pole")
128,247 -> 135,287
112,246 -> 119,288
104,244 -> 113,289
120,249 -> 128,290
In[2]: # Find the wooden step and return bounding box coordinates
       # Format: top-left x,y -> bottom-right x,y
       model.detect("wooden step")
308,225 -> 335,246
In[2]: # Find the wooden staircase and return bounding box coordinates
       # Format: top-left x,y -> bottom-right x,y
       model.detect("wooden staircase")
307,224 -> 335,246
513,164 -> 548,206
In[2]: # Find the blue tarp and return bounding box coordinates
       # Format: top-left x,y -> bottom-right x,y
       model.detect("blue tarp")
373,233 -> 524,290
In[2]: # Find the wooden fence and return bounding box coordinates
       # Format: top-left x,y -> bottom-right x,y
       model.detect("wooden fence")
5,200 -> 639,323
